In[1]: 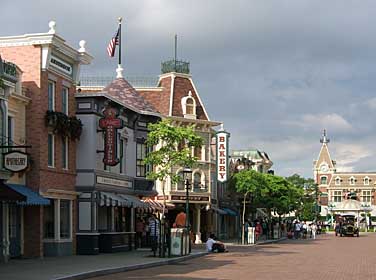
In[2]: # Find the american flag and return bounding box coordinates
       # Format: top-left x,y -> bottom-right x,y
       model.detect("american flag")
107,28 -> 120,57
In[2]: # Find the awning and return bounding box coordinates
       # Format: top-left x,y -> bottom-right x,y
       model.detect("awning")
118,194 -> 149,209
210,206 -> 227,215
0,182 -> 26,202
223,207 -> 238,216
142,198 -> 175,212
99,192 -> 131,207
7,184 -> 50,206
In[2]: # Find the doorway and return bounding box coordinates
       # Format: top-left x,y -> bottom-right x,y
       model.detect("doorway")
8,205 -> 21,258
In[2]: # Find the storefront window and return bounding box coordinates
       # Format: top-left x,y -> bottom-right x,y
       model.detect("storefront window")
60,200 -> 71,238
44,200 -> 55,238
114,207 -> 127,232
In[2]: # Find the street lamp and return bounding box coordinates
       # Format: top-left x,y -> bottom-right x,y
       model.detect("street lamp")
183,167 -> 192,253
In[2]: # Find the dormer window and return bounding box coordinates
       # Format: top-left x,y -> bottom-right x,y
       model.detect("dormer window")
181,91 -> 196,119
349,176 -> 356,185
320,176 -> 328,185
335,177 -> 341,185
364,177 -> 370,185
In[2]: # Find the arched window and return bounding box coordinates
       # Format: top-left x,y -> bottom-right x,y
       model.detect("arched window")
194,146 -> 202,160
335,177 -> 341,185
193,172 -> 201,189
176,171 -> 185,191
181,91 -> 197,119
320,176 -> 328,185
349,177 -> 355,185
364,177 -> 370,185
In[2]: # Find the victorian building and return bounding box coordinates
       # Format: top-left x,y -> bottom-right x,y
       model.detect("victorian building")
314,131 -> 376,223
75,73 -> 161,254
0,21 -> 92,258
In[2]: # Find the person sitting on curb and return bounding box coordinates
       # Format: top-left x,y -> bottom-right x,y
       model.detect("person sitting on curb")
206,234 -> 227,253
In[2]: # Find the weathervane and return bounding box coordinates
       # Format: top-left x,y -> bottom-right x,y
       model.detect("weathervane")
320,129 -> 330,144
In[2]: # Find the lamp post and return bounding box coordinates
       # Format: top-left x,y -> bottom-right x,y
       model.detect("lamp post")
183,167 -> 192,253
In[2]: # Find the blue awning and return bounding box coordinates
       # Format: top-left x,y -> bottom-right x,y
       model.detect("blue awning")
7,184 -> 50,206
222,207 -> 238,216
211,206 -> 227,215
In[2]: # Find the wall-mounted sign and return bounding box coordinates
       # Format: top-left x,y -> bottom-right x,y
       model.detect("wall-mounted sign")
96,176 -> 131,188
50,55 -> 72,76
3,151 -> 28,172
99,107 -> 123,166
216,130 -> 230,183
170,195 -> 209,202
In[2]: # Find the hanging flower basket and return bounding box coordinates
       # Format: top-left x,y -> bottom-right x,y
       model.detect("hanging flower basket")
69,116 -> 83,141
45,111 -> 82,140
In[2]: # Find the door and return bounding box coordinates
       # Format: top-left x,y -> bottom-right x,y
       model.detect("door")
8,205 -> 21,258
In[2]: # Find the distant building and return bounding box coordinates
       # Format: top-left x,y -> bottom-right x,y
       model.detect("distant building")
314,130 -> 376,222
230,149 -> 273,174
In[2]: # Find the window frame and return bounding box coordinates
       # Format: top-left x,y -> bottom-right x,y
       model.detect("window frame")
333,190 -> 342,202
48,133 -> 55,168
48,80 -> 56,111
320,176 -> 328,185
136,142 -> 147,177
62,86 -> 69,115
60,199 -> 71,239
62,137 -> 68,170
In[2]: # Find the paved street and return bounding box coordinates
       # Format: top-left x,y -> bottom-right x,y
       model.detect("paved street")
92,233 -> 376,280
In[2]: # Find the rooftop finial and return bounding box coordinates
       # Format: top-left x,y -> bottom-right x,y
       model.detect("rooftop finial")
78,40 -> 86,53
320,129 -> 330,144
116,64 -> 123,78
48,20 -> 56,34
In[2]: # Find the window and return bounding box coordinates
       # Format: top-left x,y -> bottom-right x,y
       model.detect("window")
186,98 -> 194,115
62,87 -> 69,115
48,81 -> 55,111
194,146 -> 202,161
136,142 -> 147,177
320,176 -> 328,185
119,138 -> 124,173
335,177 -> 341,185
44,200 -> 55,238
176,172 -> 185,190
364,177 -> 370,185
62,137 -> 68,169
362,190 -> 372,203
60,200 -> 71,239
349,177 -> 355,185
333,191 -> 342,202
193,172 -> 201,189
48,134 -> 54,167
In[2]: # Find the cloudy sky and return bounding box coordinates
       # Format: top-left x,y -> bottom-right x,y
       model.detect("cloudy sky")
2,0 -> 376,178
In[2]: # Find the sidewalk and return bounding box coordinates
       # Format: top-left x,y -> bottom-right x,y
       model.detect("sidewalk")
223,237 -> 287,246
0,249 -> 206,280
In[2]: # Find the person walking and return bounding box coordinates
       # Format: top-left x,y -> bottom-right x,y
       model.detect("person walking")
135,218 -> 145,248
311,223 -> 317,239
148,214 -> 160,255
294,221 -> 301,239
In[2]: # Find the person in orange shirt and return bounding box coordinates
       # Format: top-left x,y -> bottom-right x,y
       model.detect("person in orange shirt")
174,210 -> 187,228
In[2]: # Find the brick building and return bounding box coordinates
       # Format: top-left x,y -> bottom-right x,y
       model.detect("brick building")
0,21 -> 92,258
314,131 -> 376,224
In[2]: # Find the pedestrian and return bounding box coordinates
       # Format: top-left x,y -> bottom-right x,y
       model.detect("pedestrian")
302,221 -> 308,239
148,214 -> 160,254
255,221 -> 262,241
135,218 -> 145,248
206,234 -> 227,253
174,209 -> 187,228
294,221 -> 301,239
311,223 -> 317,239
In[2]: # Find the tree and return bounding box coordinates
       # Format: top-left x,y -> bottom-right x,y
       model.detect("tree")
144,119 -> 203,256
233,169 -> 266,244
285,174 -> 317,221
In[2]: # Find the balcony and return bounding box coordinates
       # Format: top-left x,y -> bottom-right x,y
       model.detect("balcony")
161,59 -> 190,74
0,59 -> 17,83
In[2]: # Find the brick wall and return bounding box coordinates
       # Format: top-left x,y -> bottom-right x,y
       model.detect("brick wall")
23,206 -> 43,258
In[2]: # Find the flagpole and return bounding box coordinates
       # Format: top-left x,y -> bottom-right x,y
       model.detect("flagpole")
116,17 -> 123,78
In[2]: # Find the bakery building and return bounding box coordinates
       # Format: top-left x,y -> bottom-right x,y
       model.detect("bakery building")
0,21 -> 92,258
75,72 -> 161,254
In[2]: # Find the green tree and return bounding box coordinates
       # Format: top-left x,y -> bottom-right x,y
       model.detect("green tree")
233,169 -> 266,244
144,119 -> 203,213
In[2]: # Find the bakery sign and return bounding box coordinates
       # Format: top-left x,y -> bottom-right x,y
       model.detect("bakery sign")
99,107 -> 123,166
3,151 -> 28,172
216,129 -> 230,183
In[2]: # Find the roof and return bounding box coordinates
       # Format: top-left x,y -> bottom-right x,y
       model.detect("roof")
78,78 -> 161,117
7,184 -> 50,206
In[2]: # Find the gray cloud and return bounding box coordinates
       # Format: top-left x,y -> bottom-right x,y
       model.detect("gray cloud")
2,0 -> 376,178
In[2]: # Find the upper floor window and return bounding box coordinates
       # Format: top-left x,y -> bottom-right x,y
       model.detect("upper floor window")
136,142 -> 151,177
62,87 -> 69,115
335,177 -> 341,185
48,133 -> 55,167
333,190 -> 342,202
176,171 -> 185,191
62,137 -> 68,170
364,177 -> 370,185
8,116 -> 14,146
194,146 -> 202,161
181,91 -> 197,119
48,81 -> 55,111
349,177 -> 356,185
193,172 -> 202,189
320,176 -> 328,185
362,190 -> 372,203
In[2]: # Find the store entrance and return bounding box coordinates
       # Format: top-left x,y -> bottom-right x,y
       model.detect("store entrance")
8,205 -> 21,258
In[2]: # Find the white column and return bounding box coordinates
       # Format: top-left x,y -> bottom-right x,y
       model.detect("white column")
54,199 -> 60,241
195,206 -> 202,244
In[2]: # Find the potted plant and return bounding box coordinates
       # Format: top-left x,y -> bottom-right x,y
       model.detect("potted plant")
69,116 -> 83,140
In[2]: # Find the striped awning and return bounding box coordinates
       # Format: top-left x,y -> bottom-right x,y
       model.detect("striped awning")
118,194 -> 149,209
99,192 -> 131,207
6,184 -> 50,206
142,198 -> 175,212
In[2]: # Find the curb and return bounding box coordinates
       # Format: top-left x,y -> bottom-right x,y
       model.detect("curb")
256,237 -> 287,245
53,252 -> 207,280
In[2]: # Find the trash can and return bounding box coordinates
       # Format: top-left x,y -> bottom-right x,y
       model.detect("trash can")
247,227 -> 255,244
170,228 -> 189,256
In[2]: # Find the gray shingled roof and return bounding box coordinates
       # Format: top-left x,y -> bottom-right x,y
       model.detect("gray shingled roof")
102,78 -> 159,116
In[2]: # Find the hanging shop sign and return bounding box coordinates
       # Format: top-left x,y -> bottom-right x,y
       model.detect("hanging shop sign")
216,129 -> 230,183
3,151 -> 28,172
99,107 -> 123,166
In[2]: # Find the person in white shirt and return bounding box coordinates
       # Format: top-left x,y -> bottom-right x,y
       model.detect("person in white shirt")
311,223 -> 317,239
206,234 -> 226,253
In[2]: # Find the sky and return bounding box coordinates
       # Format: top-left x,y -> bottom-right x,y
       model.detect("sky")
2,0 -> 376,178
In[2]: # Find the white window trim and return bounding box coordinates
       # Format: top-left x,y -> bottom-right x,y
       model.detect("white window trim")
335,176 -> 341,185
349,176 -> 356,185
48,133 -> 55,168
181,91 -> 197,119
192,169 -> 206,190
364,176 -> 370,186
48,80 -> 55,111
320,176 -> 328,185
43,199 -> 72,242
62,87 -> 69,115
63,137 -> 69,170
